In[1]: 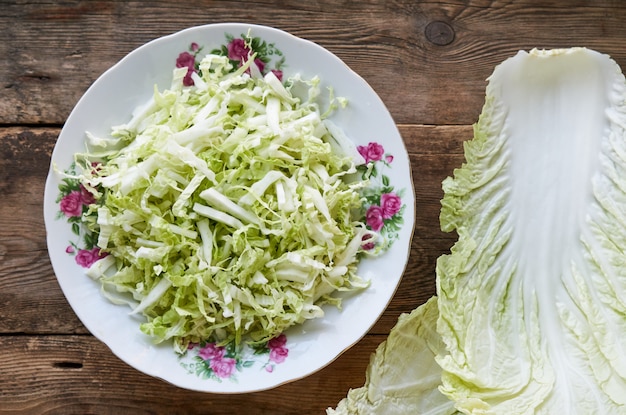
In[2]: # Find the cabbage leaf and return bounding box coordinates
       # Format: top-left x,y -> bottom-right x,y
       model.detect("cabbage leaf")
437,47 -> 626,414
330,47 -> 626,414
328,297 -> 458,415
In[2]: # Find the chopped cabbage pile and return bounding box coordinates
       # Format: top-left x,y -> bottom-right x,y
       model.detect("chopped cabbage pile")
75,53 -> 374,351
330,47 -> 626,414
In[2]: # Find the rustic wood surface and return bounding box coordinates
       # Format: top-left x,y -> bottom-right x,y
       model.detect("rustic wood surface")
2,1 -> 626,413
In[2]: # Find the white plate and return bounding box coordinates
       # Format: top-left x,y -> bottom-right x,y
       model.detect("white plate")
43,23 -> 415,393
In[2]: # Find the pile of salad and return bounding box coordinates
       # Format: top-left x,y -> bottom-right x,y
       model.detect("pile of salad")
69,40 -> 378,353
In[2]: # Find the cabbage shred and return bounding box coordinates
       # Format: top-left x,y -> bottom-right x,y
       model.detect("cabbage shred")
77,53 -> 371,352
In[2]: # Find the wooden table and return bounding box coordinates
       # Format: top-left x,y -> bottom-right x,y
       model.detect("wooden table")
2,1 -> 626,413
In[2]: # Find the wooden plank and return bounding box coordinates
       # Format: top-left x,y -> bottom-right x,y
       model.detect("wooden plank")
0,334 -> 382,414
0,124 -> 467,335
0,127 -> 88,334
3,1 -> 625,412
2,1 -> 626,125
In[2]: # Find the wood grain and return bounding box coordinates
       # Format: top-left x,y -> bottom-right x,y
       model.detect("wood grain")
3,0 -> 626,413
0,128 -> 87,335
2,1 -> 626,125
0,334 -> 381,414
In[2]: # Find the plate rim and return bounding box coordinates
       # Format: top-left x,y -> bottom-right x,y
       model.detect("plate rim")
43,22 -> 416,393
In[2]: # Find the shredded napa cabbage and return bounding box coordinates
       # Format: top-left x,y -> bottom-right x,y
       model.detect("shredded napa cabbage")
74,52 -> 375,352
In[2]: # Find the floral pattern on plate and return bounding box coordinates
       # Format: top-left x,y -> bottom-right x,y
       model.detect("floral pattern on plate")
56,162 -> 107,268
181,334 -> 289,382
176,33 -> 285,86
356,142 -> 407,252
53,32 -> 407,382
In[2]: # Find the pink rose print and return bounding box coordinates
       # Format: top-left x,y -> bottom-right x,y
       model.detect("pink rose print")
60,191 -> 83,217
75,247 -> 107,268
380,192 -> 402,219
90,161 -> 102,173
79,185 -> 95,205
252,58 -> 265,73
175,51 -> 196,86
269,346 -> 289,364
357,142 -> 385,164
353,140 -> 405,249
65,245 -> 75,254
60,186 -> 95,218
182,333 -> 290,379
267,334 -> 289,364
176,51 -> 195,70
227,38 -> 250,61
210,356 -> 237,378
267,334 -> 287,349
172,35 -> 285,95
271,69 -> 283,82
198,343 -> 225,361
361,234 -> 375,251
268,334 -> 289,363
365,205 -> 385,232
227,39 -> 268,77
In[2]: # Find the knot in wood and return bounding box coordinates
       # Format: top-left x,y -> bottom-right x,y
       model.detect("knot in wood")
425,21 -> 455,46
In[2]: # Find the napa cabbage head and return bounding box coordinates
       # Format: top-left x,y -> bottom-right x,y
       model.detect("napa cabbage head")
330,47 -> 626,414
